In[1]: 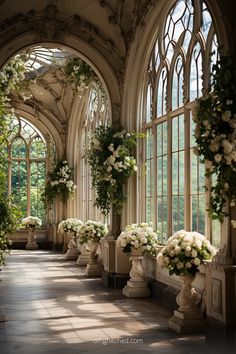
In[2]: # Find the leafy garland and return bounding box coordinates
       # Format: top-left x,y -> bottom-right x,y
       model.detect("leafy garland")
86,125 -> 141,216
42,160 -> 77,206
192,55 -> 236,222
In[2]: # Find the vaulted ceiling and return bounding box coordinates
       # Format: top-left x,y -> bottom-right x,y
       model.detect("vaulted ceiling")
0,0 -> 156,72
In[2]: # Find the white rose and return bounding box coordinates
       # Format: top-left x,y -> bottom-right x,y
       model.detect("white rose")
177,262 -> 184,269
191,249 -> 198,258
193,258 -> 201,266
186,261 -> 192,268
214,154 -> 222,163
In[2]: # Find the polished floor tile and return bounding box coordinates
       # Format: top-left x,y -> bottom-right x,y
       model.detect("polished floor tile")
0,250 -> 235,354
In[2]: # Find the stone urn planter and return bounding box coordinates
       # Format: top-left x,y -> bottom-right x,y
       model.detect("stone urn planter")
122,251 -> 150,298
26,227 -> 38,250
65,233 -> 79,260
85,241 -> 102,277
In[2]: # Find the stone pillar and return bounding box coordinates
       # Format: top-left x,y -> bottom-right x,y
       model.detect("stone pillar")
205,208 -> 236,326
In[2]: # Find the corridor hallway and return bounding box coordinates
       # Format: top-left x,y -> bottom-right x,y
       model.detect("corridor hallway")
0,251 -> 235,354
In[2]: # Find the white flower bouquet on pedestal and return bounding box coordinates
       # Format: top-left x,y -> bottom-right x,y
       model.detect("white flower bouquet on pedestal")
22,216 -> 42,229
117,223 -> 160,298
22,216 -> 42,250
157,230 -> 217,333
58,218 -> 83,260
117,222 -> 159,256
157,230 -> 216,276
77,220 -> 108,277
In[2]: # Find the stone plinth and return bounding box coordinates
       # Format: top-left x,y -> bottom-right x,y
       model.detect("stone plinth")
85,242 -> 102,277
26,230 -> 38,250
168,274 -> 205,333
65,234 -> 78,260
122,255 -> 150,298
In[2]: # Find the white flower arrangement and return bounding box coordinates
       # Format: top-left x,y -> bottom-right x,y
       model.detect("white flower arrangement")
117,223 -> 159,256
22,216 -> 42,229
58,218 -> 83,237
87,125 -> 141,216
42,160 -> 77,206
192,55 -> 236,223
157,230 -> 217,276
77,220 -> 108,244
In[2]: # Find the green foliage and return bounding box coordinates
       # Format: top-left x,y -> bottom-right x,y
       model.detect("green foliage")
193,54 -> 236,222
42,160 -> 76,207
87,125 -> 143,215
0,56 -> 27,265
65,57 -> 98,89
0,197 -> 22,266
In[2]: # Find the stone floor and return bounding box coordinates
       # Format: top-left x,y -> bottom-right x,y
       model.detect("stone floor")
0,250 -> 235,354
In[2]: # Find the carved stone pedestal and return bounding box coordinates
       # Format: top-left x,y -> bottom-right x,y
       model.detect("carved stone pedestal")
169,275 -> 205,333
206,260 -> 236,325
65,234 -> 79,260
122,255 -> 150,298
85,242 -> 102,277
77,243 -> 91,266
26,229 -> 38,250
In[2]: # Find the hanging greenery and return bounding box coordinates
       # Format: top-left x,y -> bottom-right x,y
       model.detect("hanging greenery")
0,56 -> 27,264
64,57 -> 106,99
42,159 -> 77,207
192,54 -> 236,223
86,125 -> 143,216
0,197 -> 22,265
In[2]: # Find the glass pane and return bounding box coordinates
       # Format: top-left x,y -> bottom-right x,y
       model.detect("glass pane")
190,42 -> 203,100
146,129 -> 153,159
30,137 -> 47,158
11,138 -> 26,158
179,150 -> 184,194
172,117 -> 178,151
172,195 -> 179,232
146,160 -> 152,196
163,121 -> 167,154
157,125 -> 162,156
201,2 -> 212,40
146,83 -> 152,123
30,162 -> 46,222
172,152 -> 178,194
179,115 -> 184,149
157,67 -> 167,117
157,157 -> 163,195
11,160 -> 27,215
163,155 -> 167,195
191,150 -> 198,193
172,56 -> 184,110
146,197 -> 154,223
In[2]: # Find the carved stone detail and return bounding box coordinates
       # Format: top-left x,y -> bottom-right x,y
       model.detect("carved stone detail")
31,5 -> 69,41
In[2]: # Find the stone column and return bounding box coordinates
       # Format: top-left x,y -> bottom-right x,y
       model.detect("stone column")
205,205 -> 236,325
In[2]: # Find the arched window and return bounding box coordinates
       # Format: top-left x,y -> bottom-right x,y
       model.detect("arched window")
6,116 -> 51,223
143,0 -> 219,245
